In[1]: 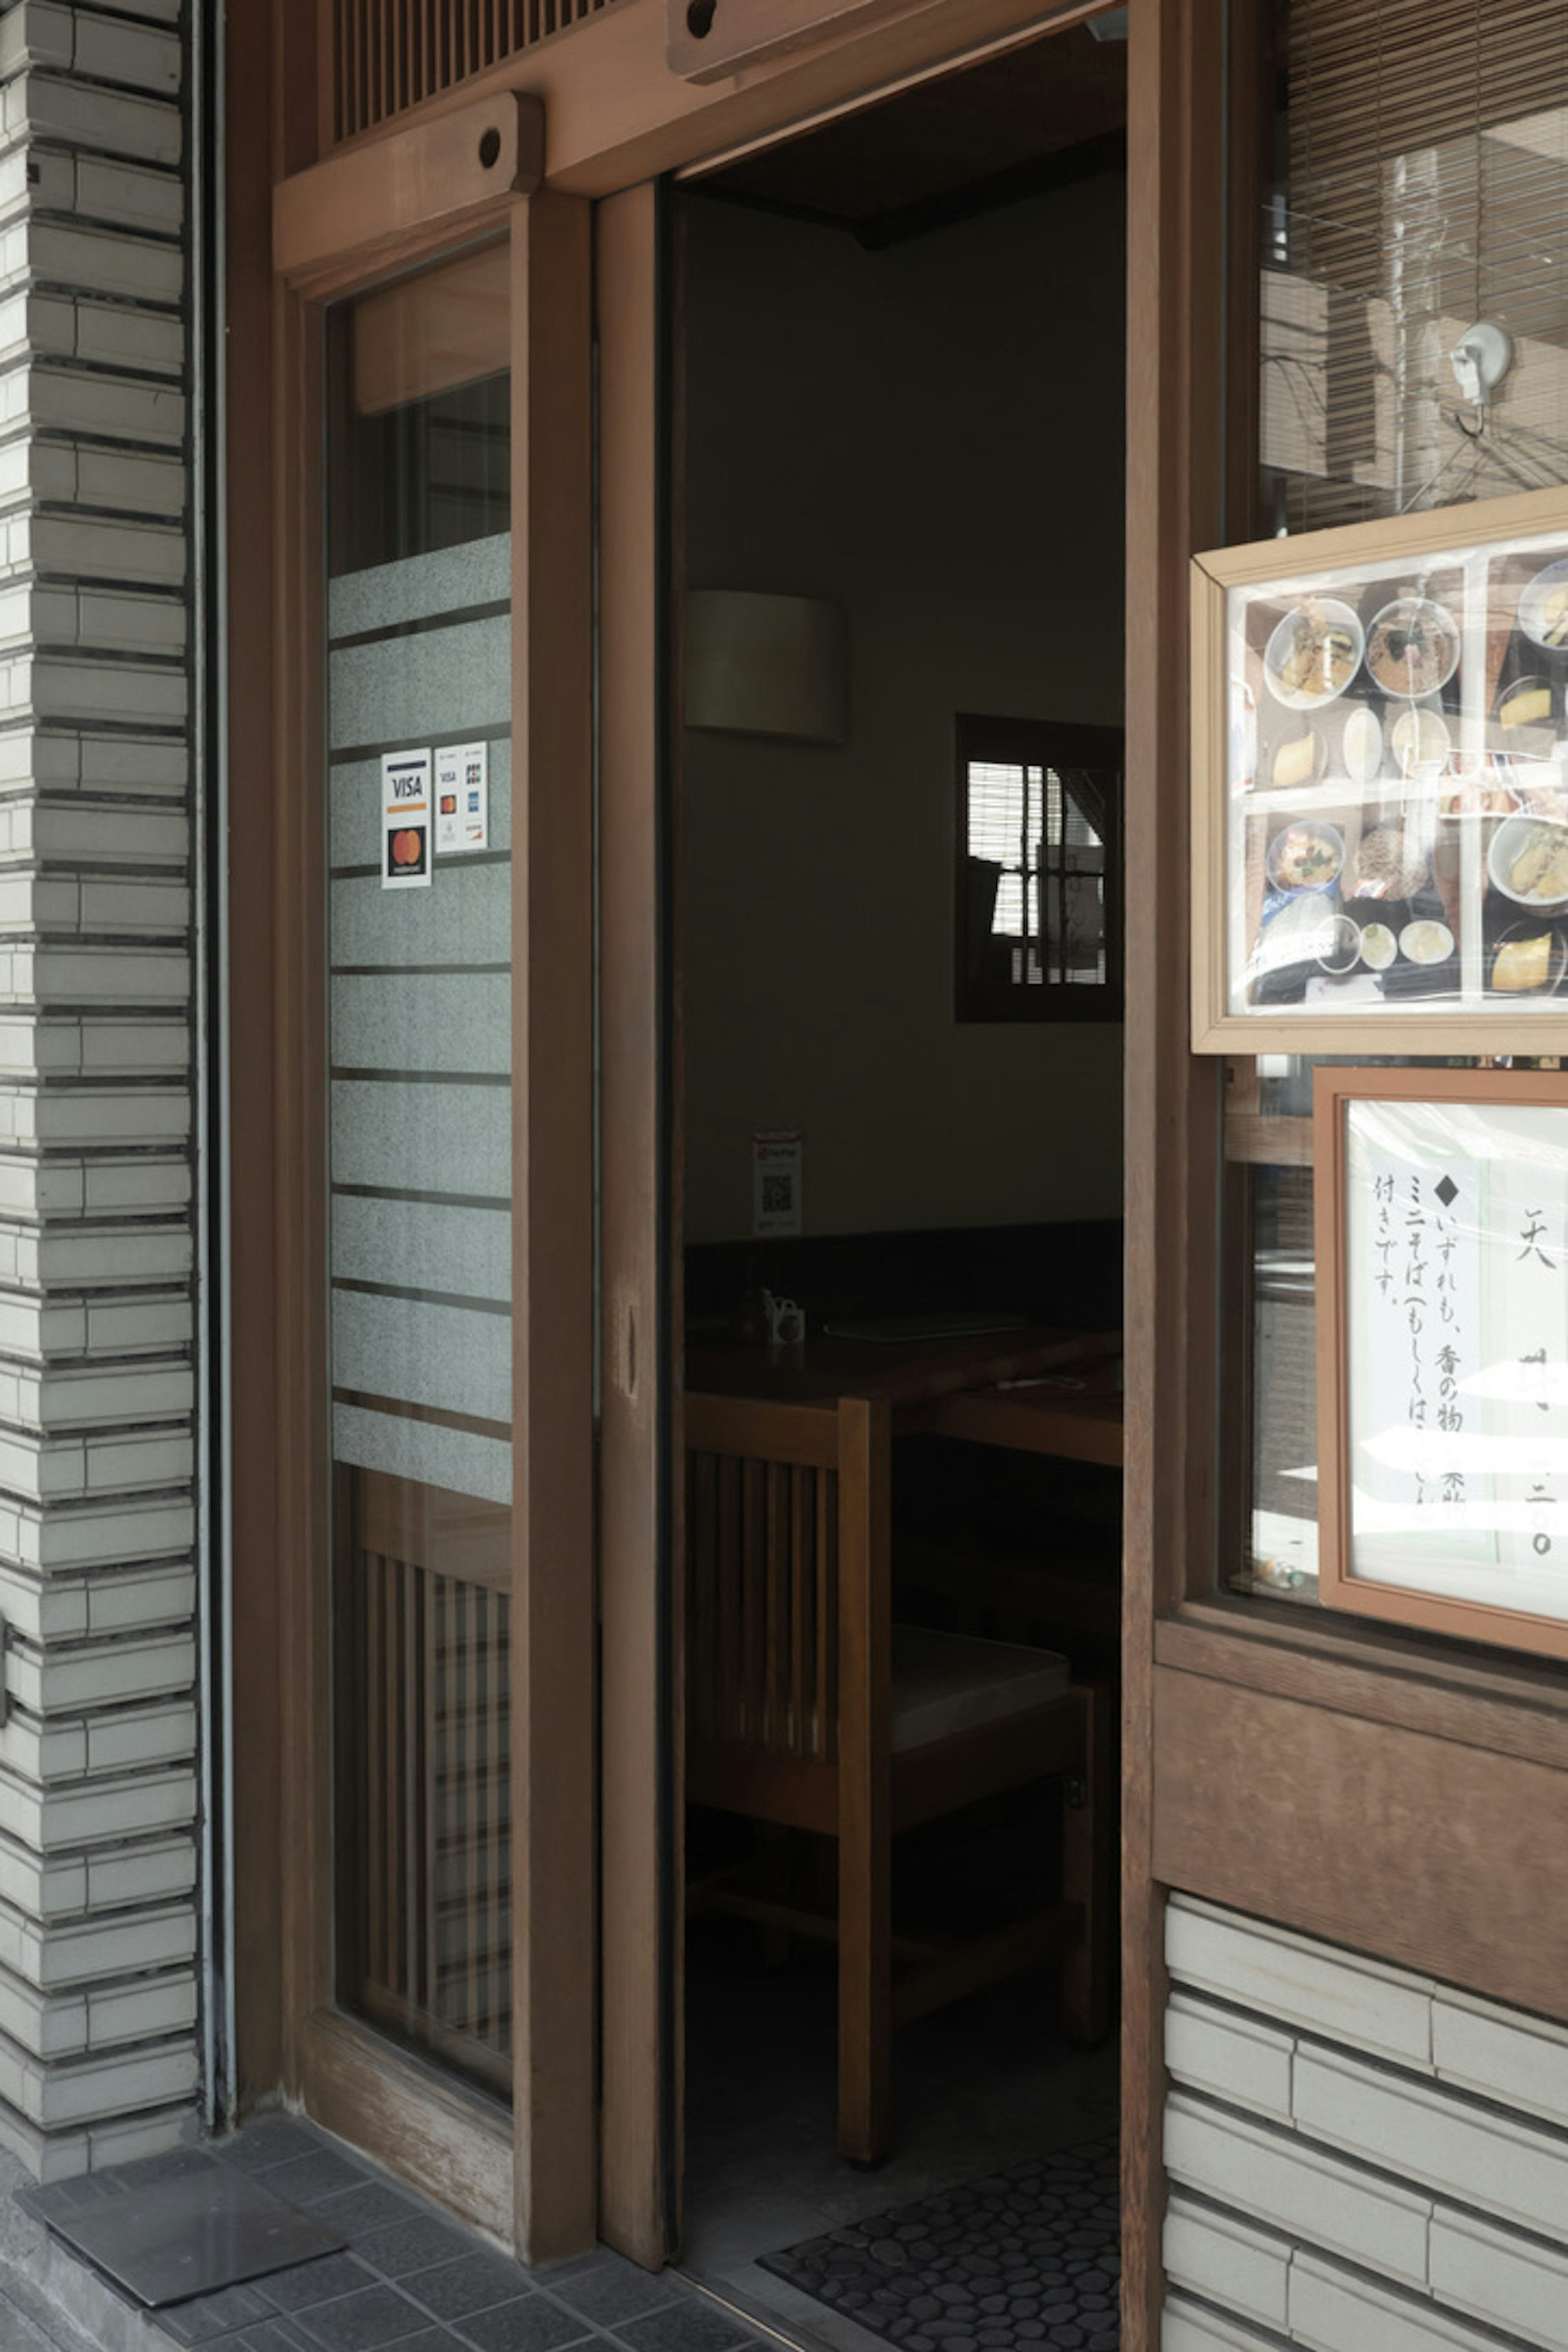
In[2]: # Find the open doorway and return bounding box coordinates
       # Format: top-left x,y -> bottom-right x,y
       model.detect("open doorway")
674,17 -> 1128,2342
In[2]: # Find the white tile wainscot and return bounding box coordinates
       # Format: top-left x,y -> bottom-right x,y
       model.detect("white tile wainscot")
1163,1896 -> 1568,2352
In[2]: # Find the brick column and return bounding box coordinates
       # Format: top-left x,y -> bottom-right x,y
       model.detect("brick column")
0,0 -> 202,2177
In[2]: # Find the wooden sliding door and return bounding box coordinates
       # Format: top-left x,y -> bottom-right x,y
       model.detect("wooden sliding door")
261,88 -> 597,2258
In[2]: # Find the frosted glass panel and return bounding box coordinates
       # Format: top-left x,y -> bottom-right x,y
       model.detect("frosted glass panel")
329,613 -> 512,751
329,531 -> 510,639
333,1291 -> 510,1422
331,973 -> 512,1074
330,1080 -> 510,1198
333,1405 -> 511,1507
330,864 -> 510,970
332,1197 -> 509,1303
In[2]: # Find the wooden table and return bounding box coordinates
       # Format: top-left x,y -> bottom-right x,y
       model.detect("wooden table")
686,1325 -> 1123,1467
923,1378 -> 1123,1468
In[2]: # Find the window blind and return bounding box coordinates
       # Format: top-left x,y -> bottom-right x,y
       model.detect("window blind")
1264,0 -> 1568,534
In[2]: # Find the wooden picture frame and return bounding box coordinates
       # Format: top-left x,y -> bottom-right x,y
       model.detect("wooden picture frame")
1314,1063 -> 1568,1662
1192,483 -> 1568,1051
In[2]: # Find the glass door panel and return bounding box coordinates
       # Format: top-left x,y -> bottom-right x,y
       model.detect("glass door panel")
324,241 -> 514,2098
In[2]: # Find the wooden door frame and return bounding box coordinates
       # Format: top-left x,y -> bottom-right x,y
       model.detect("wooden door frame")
231,16 -> 597,2256
597,180 -> 683,2268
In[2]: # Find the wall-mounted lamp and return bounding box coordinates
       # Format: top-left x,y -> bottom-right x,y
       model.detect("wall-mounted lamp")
686,590 -> 848,745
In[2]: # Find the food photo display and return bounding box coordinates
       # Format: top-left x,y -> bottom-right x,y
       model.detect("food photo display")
1192,493 -> 1568,1047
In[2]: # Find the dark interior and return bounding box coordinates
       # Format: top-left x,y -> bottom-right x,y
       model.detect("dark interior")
677,17 -> 1129,2303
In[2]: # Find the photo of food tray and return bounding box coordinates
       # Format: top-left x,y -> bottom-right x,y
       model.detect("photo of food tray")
1196,500 -> 1568,1043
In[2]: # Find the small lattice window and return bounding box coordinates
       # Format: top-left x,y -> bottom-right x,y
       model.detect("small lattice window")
955,713 -> 1124,1023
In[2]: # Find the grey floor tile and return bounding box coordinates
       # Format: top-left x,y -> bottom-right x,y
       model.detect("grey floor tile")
543,2264 -> 685,2327
217,2124 -> 330,2176
293,2284 -> 436,2350
312,2187 -> 424,2243
537,2255 -> 620,2285
614,2305 -> 755,2352
160,2282 -> 280,2343
259,2253 -> 380,2311
230,2323 -> 321,2352
355,2216 -> 474,2281
265,2154 -> 377,2209
452,2300 -> 596,2352
402,2254 -> 532,2321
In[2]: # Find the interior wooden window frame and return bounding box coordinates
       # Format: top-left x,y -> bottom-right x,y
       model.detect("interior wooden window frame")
954,710 -> 1127,1022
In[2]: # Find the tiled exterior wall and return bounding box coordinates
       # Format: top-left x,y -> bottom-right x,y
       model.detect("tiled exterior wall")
1162,1895 -> 1568,2352
0,0 -> 200,2177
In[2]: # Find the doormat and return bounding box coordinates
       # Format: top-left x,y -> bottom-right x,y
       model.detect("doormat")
758,2137 -> 1119,2352
18,2145 -> 344,2309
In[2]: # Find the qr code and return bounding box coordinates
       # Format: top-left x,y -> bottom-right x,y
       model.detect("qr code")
762,1175 -> 794,1215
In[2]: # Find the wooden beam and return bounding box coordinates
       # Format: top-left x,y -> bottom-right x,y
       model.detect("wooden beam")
1153,1666 -> 1568,2028
274,88 -> 544,290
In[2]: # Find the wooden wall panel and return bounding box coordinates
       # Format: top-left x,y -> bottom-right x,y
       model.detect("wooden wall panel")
1153,1667 -> 1568,2027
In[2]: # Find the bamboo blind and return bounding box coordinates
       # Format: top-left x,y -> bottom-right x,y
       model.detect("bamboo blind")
1264,0 -> 1568,534
327,0 -> 618,143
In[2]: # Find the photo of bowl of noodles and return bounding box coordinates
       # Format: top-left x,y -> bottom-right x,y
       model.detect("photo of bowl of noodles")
1263,598 -> 1364,710
1365,597 -> 1460,698
1266,820 -> 1344,894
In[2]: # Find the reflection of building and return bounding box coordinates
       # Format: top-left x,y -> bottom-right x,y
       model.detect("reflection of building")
4,6 -> 1568,2351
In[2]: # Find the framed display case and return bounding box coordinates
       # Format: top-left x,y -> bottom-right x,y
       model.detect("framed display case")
1314,1065 -> 1568,1662
1193,486 -> 1568,1050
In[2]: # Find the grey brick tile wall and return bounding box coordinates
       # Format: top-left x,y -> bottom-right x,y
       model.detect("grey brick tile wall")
0,0 -> 200,2176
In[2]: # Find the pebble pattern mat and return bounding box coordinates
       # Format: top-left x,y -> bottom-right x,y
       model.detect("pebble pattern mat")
758,2140 -> 1120,2352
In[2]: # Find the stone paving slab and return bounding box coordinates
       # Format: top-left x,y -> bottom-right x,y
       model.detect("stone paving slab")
64,2117 -> 788,2352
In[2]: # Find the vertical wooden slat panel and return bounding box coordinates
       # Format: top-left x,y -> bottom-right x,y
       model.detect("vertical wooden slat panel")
835,1395 -> 891,2165
365,1558 -> 385,1989
324,0 -> 611,143
463,1585 -> 480,2037
790,1465 -> 807,1757
401,1557 -> 419,2016
423,1566 -> 439,2025
764,1461 -> 783,1747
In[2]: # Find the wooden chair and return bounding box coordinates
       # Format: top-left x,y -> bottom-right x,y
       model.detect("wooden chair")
684,1390 -> 1112,2164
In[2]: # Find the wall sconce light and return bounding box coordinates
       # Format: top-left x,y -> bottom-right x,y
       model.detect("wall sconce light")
686,589 -> 848,745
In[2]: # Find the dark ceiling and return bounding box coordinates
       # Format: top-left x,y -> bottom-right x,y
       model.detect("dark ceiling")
699,24 -> 1128,249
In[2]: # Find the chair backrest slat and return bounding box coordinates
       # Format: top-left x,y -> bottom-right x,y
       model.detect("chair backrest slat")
685,1391 -> 863,1765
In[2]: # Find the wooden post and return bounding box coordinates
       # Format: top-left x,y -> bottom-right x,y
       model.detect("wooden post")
510,187 -> 597,2265
836,1394 -> 892,2163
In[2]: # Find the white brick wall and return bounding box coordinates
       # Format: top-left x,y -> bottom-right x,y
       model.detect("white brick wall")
0,0 -> 198,2178
1163,1896 -> 1568,2352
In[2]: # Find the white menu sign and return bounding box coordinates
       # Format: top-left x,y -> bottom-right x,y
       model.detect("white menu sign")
1344,1095 -> 1568,1619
